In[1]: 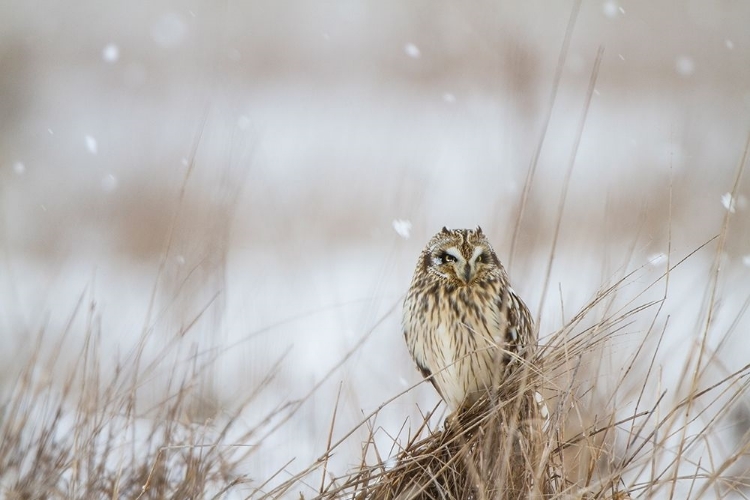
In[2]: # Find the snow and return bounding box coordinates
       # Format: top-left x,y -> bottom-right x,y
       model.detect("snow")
85,135 -> 98,154
13,161 -> 25,174
3,4 -> 750,495
101,173 -> 118,192
151,13 -> 187,49
602,1 -> 620,18
721,192 -> 736,213
675,56 -> 695,76
442,92 -> 456,103
102,43 -> 119,63
392,219 -> 412,239
648,252 -> 667,267
404,43 -> 421,59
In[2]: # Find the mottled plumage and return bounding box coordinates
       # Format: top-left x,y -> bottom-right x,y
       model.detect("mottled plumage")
403,226 -> 536,412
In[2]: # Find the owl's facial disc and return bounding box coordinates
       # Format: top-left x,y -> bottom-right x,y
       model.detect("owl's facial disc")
434,246 -> 482,284
465,246 -> 489,283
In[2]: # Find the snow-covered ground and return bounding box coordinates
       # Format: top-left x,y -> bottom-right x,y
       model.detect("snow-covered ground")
2,0 -> 750,497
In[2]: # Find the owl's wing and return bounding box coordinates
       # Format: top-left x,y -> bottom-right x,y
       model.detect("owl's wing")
496,288 -> 535,358
403,327 -> 447,402
417,358 -> 447,402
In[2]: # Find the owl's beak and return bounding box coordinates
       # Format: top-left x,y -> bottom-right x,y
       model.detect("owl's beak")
461,263 -> 472,283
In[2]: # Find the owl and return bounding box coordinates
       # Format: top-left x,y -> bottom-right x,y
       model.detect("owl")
402,226 -> 536,412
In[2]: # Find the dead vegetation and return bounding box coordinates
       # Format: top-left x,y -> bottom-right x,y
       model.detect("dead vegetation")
2,126 -> 749,498
3,173 -> 750,499
256,237 -> 750,499
2,224 -> 750,499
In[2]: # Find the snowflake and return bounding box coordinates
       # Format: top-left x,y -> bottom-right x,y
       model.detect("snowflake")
404,43 -> 421,59
721,193 -> 736,213
392,219 -> 412,239
648,253 -> 667,266
675,56 -> 695,76
102,43 -> 119,63
85,135 -> 98,155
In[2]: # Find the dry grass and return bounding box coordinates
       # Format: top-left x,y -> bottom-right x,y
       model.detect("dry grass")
320,381 -> 559,499
287,241 -> 750,499
2,218 -> 750,499
0,291 -> 256,499
3,2 -> 749,497
1,121 -> 748,498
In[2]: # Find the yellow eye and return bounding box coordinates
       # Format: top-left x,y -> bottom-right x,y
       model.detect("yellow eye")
441,252 -> 457,263
475,254 -> 483,263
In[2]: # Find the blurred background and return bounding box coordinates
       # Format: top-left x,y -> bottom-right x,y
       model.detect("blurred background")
2,0 -> 750,494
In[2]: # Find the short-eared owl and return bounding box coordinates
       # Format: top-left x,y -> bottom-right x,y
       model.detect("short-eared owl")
403,226 -> 535,411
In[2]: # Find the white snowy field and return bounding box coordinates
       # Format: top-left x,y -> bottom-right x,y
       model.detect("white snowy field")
1,0 -> 750,497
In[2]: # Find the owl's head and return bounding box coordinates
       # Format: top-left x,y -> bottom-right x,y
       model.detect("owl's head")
420,226 -> 504,285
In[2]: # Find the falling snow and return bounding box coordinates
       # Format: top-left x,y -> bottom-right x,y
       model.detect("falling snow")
648,253 -> 667,266
442,92 -> 456,103
392,219 -> 412,239
602,0 -> 620,18
102,43 -> 119,63
101,173 -> 118,192
85,135 -> 98,154
404,43 -> 421,58
721,193 -> 736,213
151,13 -> 187,48
725,39 -> 734,50
675,56 -> 695,76
743,255 -> 750,268
13,161 -> 25,174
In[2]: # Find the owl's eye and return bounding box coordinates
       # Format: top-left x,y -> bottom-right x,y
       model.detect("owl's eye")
475,254 -> 483,263
440,252 -> 457,263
